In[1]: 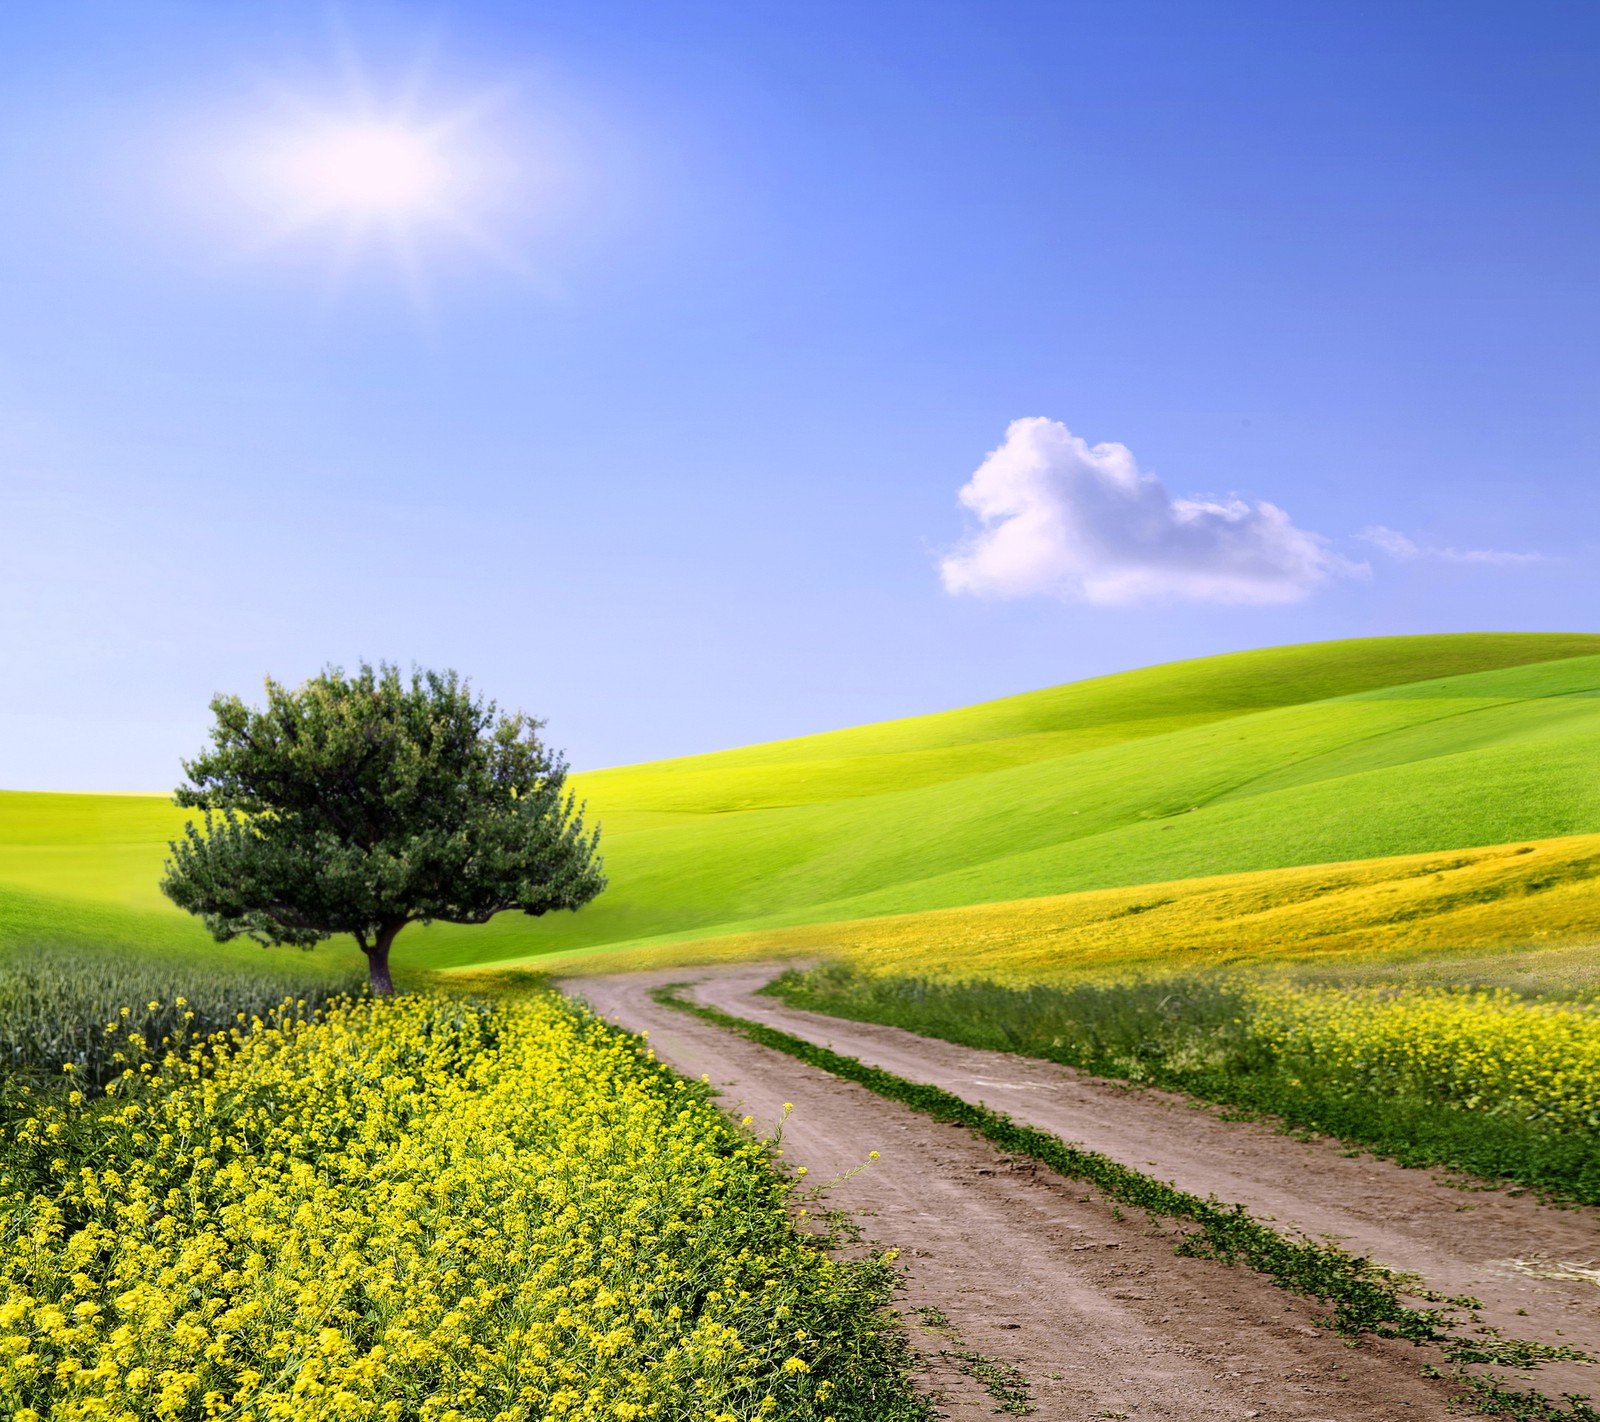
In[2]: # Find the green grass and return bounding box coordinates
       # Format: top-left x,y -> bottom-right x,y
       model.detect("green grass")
451,633 -> 1600,966
5,632 -> 1600,974
0,793 -> 404,980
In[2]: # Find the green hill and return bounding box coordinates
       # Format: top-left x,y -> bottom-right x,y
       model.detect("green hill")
4,633 -> 1600,972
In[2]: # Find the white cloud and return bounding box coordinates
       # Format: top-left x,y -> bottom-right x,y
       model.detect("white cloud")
1360,525 -> 1544,567
939,417 -> 1360,606
1359,525 -> 1421,558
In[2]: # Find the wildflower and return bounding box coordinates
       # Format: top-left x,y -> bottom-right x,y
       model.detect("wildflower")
0,989 -> 893,1419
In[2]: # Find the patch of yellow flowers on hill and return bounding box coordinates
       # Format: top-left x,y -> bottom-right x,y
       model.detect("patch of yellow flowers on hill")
0,993 -> 900,1421
536,834 -> 1600,984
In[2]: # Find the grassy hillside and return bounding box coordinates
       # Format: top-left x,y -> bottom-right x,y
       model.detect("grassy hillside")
3,632 -> 1599,975
0,792 -> 350,978
540,831 -> 1600,990
443,632 -> 1600,966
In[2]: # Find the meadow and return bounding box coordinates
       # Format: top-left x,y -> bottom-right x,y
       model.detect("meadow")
1,980 -> 924,1421
6,633 -> 1600,1218
5,632 -> 1600,978
6,632 -> 1600,1414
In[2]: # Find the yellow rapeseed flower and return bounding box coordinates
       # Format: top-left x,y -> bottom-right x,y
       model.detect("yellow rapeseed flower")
0,990 -> 862,1420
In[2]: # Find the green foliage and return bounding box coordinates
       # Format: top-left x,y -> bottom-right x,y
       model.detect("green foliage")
764,966 -> 1600,1203
160,663 -> 605,991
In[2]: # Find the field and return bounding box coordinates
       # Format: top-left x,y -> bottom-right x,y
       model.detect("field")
8,633 -> 1600,1208
0,793 -> 330,974
0,945 -> 364,1100
5,633 -> 1600,980
1,976 -> 923,1421
536,830 -> 1600,985
8,632 -> 1600,1418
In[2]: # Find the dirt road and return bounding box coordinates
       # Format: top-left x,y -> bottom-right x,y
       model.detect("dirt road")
568,967 -> 1528,1421
678,966 -> 1600,1385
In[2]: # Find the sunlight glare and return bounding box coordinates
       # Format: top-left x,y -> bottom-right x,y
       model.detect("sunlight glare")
232,55 -> 540,306
278,123 -> 444,217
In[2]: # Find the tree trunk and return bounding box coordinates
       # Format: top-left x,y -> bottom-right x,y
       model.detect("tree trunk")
365,922 -> 403,997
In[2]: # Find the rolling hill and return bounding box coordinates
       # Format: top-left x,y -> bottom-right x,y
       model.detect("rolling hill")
3,632 -> 1599,975
540,831 -> 1600,986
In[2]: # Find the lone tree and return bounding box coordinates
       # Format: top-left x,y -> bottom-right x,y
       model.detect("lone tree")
161,663 -> 605,995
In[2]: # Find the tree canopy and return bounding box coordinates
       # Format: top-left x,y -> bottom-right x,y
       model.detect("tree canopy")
161,664 -> 605,994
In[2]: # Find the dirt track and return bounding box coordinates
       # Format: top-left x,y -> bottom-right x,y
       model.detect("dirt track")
563,966 -> 1598,1421
683,966 -> 1600,1383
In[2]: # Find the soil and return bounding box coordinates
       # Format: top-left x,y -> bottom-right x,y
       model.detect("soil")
564,966 -> 1577,1421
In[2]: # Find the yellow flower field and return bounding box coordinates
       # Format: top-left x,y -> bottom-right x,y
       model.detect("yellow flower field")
1243,981 -> 1600,1133
0,992 -> 911,1421
529,833 -> 1600,989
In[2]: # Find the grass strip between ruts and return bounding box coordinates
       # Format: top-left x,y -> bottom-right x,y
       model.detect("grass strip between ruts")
650,982 -> 1600,1422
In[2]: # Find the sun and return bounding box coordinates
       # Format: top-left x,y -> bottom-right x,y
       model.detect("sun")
277,123 -> 445,218
236,67 -> 525,302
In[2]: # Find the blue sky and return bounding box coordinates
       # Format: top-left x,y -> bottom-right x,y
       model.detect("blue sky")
2,1 -> 1596,790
